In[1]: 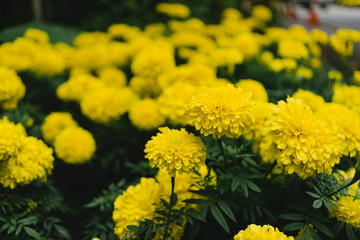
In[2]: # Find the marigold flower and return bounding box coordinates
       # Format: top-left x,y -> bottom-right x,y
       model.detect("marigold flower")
234,224 -> 294,240
113,177 -> 185,239
24,28 -> 49,44
278,39 -> 309,59
259,97 -> 343,179
236,79 -> 268,102
156,3 -> 190,19
328,70 -> 343,82
332,83 -> 360,114
144,127 -> 206,175
185,84 -> 256,139
251,5 -> 272,22
128,99 -> 165,131
0,117 -> 27,161
41,112 -> 78,145
97,67 -> 127,89
292,89 -> 325,111
0,66 -> 26,110
0,136 -> 54,189
54,127 -> 96,164
296,66 -> 313,80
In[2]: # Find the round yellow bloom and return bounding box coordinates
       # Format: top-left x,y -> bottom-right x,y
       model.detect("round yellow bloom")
311,29 -> 328,45
128,99 -> 165,131
129,76 -> 161,98
292,89 -> 325,111
328,70 -> 343,82
97,67 -> 127,89
144,127 -> 206,175
185,84 -> 256,138
234,224 -> 294,240
0,66 -> 26,110
332,83 -> 360,114
54,127 -> 96,164
353,70 -> 360,85
278,39 -> 309,59
157,82 -> 196,126
0,136 -> 54,189
41,112 -> 78,145
24,28 -> 49,44
259,97 -> 343,179
32,48 -> 66,77
317,103 -> 360,157
0,117 -> 27,161
296,66 -> 313,80
156,3 -> 190,19
236,79 -> 268,102
329,168 -> 360,229
113,177 -> 185,239
80,87 -> 137,124
251,5 -> 272,22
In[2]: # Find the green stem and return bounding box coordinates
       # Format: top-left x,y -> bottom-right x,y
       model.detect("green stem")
163,175 -> 175,240
217,137 -> 229,167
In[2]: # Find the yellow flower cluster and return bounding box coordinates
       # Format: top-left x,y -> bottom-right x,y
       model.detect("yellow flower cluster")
332,83 -> 360,114
259,97 -> 343,179
0,117 -> 54,188
330,29 -> 360,58
0,66 -> 26,110
235,79 -> 268,102
251,5 -> 273,22
144,127 -> 206,175
156,3 -> 190,19
234,224 -> 294,240
185,84 -> 256,139
41,112 -> 96,164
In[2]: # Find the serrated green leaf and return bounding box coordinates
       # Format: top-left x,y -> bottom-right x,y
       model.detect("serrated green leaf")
217,200 -> 236,222
283,222 -> 306,231
306,191 -> 321,199
312,199 -> 323,209
24,226 -> 40,238
278,213 -> 307,221
209,204 -> 229,233
311,218 -> 334,238
245,180 -> 261,192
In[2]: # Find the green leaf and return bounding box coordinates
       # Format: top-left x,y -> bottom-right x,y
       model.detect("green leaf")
311,218 -> 334,238
24,227 -> 40,239
299,227 -> 311,240
155,224 -> 163,235
306,191 -> 321,198
278,213 -> 307,221
312,199 -> 323,209
182,199 -> 209,205
127,225 -> 139,232
332,221 -> 344,237
217,200 -> 236,222
231,177 -> 241,192
0,223 -> 10,232
283,222 -> 306,231
245,180 -> 261,192
308,226 -> 322,240
123,232 -> 132,240
209,204 -> 230,233
18,216 -> 38,225
15,225 -> 22,236
54,224 -> 71,240
187,212 -> 207,222
240,181 -> 248,198
7,225 -> 16,234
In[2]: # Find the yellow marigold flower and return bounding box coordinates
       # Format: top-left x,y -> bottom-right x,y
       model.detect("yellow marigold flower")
54,127 -> 96,164
259,97 -> 343,179
32,48 -> 66,77
73,31 -> 110,47
0,66 -> 26,110
259,51 -> 274,65
222,8 -> 243,20
56,74 -> 106,102
311,29 -> 328,45
330,35 -> 354,58
128,99 -> 165,131
0,136 -> 54,189
26,201 -> 38,213
295,225 -> 315,240
131,48 -> 175,78
80,87 -> 137,124
296,66 -> 313,80
157,82 -> 196,126
251,5 -> 272,22
185,84 -> 256,138
41,112 -> 78,145
144,127 -> 206,175
97,67 -> 127,89
156,3 -> 190,19
24,28 -> 49,44
278,39 -> 309,59
335,29 -> 360,42
317,103 -> 360,157
209,48 -> 243,74
309,58 -> 322,69
353,70 -> 360,84
233,33 -> 261,59
234,224 -> 294,240
332,83 -> 360,114
108,42 -> 132,67
292,89 -> 325,111
113,177 -> 185,239
236,79 -> 268,102
288,25 -> 312,44
0,117 -> 27,161
328,70 -> 343,82
329,168 -> 360,229
107,24 -> 142,41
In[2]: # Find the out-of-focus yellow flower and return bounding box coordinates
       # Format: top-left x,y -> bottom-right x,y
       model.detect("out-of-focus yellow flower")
311,29 -> 328,45
0,66 -> 26,110
328,70 -> 343,82
107,24 -> 142,41
0,117 -> 27,161
41,112 -> 78,145
251,5 -> 272,22
236,79 -> 268,102
156,3 -> 190,19
129,76 -> 161,98
54,127 -> 96,164
24,28 -> 49,44
332,83 -> 360,115
128,99 -> 165,131
278,39 -> 309,59
296,66 -> 313,80
309,58 -> 322,69
97,67 -> 127,89
234,224 -> 294,240
73,31 -> 110,47
144,127 -> 206,175
222,8 -> 243,20
292,89 -> 324,111
32,47 -> 66,76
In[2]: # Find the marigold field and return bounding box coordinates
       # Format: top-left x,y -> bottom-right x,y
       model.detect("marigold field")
1,2 -> 360,240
